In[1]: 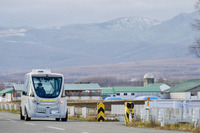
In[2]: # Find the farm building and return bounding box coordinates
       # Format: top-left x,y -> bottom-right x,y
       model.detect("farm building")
144,73 -> 155,86
164,79 -> 200,99
13,84 -> 24,101
0,84 -> 24,102
0,88 -> 14,102
64,83 -> 102,100
0,83 -> 102,101
102,83 -> 170,100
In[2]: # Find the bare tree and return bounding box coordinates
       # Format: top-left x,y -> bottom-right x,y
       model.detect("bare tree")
189,0 -> 200,57
77,76 -> 144,87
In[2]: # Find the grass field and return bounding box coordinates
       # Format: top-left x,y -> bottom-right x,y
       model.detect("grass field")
127,120 -> 200,133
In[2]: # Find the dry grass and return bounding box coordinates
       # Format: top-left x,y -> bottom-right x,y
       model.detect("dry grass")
69,116 -> 97,121
69,116 -> 118,122
0,108 -> 20,114
127,120 -> 200,132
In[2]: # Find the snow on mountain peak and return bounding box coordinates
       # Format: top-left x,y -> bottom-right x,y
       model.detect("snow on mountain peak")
103,17 -> 161,31
109,17 -> 159,24
0,28 -> 27,37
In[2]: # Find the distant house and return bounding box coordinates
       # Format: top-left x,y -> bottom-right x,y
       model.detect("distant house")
164,79 -> 200,99
13,84 -> 24,101
102,83 -> 170,100
0,88 -> 14,102
64,83 -> 102,100
0,84 -> 24,102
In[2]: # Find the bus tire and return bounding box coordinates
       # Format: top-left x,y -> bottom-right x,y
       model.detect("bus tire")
55,118 -> 60,121
24,108 -> 31,121
61,111 -> 68,122
20,107 -> 25,120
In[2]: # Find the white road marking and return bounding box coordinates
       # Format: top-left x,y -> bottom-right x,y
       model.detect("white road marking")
7,119 -> 17,122
46,126 -> 65,131
24,122 -> 36,126
82,132 -> 89,133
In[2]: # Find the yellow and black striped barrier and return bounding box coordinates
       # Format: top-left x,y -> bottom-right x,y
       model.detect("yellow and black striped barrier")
125,102 -> 134,125
97,102 -> 105,122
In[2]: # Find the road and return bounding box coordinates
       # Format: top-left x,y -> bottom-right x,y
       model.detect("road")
0,112 -> 191,133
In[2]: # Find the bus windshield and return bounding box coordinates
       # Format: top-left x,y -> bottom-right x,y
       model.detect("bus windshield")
32,77 -> 62,98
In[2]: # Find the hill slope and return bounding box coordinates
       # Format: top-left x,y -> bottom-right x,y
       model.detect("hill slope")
0,12 -> 199,73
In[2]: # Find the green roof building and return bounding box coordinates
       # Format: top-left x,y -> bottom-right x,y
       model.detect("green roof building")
164,79 -> 200,99
102,83 -> 170,100
0,88 -> 13,96
0,88 -> 14,102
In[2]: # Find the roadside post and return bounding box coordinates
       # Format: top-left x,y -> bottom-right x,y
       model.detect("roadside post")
146,97 -> 150,109
4,104 -> 8,110
192,108 -> 199,128
82,107 -> 87,118
70,107 -> 75,116
1,103 -> 4,109
141,108 -> 146,122
125,102 -> 134,125
9,104 -> 13,110
146,97 -> 150,121
14,104 -> 18,110
97,102 -> 105,122
158,109 -> 165,127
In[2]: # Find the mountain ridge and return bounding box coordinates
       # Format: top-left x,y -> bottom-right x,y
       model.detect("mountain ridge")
0,12 -> 199,73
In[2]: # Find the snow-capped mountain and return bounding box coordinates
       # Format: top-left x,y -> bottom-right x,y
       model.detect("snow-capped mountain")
103,17 -> 161,31
0,12 -> 198,72
0,28 -> 27,37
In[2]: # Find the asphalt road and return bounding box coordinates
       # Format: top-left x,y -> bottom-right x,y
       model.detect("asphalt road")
0,112 -> 191,133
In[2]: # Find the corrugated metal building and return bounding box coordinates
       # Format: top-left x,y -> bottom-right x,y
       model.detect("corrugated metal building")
64,83 -> 102,100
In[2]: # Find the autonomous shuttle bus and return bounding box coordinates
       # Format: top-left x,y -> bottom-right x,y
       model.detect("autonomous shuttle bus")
20,69 -> 68,121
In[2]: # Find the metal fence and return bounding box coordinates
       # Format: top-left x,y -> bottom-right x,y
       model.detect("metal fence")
109,100 -> 200,126
134,100 -> 200,126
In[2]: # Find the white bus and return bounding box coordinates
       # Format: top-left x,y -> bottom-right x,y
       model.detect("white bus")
20,69 -> 68,121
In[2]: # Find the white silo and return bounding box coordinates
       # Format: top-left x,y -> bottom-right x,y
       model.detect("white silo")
144,73 -> 155,86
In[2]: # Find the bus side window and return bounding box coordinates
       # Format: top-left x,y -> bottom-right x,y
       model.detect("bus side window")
29,82 -> 34,97
23,76 -> 28,95
61,87 -> 65,98
24,76 -> 30,96
27,82 -> 30,96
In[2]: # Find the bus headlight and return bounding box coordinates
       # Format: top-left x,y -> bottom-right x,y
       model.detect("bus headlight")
59,100 -> 63,104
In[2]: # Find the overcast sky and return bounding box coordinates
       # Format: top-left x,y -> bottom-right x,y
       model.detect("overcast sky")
0,0 -> 197,27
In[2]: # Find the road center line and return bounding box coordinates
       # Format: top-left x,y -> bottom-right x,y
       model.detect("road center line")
24,122 -> 36,126
46,126 -> 65,131
7,119 -> 17,122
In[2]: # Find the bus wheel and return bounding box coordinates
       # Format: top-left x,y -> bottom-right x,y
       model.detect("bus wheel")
24,108 -> 31,121
55,118 -> 60,121
20,107 -> 25,120
61,111 -> 68,122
